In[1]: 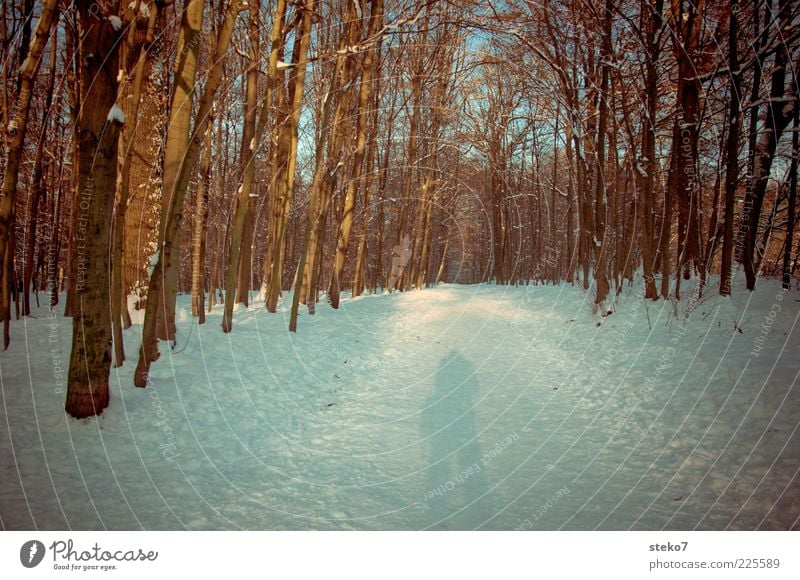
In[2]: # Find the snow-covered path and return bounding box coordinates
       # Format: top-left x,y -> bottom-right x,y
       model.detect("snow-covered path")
2,281 -> 799,529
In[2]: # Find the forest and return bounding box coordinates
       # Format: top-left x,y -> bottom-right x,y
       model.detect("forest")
1,0 -> 800,532
2,0 -> 798,418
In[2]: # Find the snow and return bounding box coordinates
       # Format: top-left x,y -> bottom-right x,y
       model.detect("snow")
330,160 -> 345,177
1,276 -> 798,530
128,1 -> 151,18
146,250 -> 158,277
18,56 -> 31,75
336,46 -> 361,55
107,104 -> 126,124
108,15 -> 123,32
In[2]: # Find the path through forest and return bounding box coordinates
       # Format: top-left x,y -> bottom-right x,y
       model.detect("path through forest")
1,280 -> 798,530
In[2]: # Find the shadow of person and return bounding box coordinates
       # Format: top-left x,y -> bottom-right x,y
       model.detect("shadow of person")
421,349 -> 489,529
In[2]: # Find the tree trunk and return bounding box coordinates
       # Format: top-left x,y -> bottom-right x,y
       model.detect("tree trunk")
136,1 -> 241,385
0,0 -> 59,337
22,26 -> 59,317
47,154 -> 64,309
112,1 -> 159,367
640,0 -> 663,299
720,1 -> 742,296
739,0 -> 797,290
388,20 -> 427,292
289,0 -> 354,330
735,0 -> 768,267
191,116 -> 213,323
65,1 -> 123,418
329,0 -> 384,308
264,0 -> 312,314
156,0 -> 205,342
233,5 -> 260,308
351,73 -> 382,298
669,0 -> 705,299
782,93 -> 798,289
592,0 -> 612,304
225,0 -> 288,330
